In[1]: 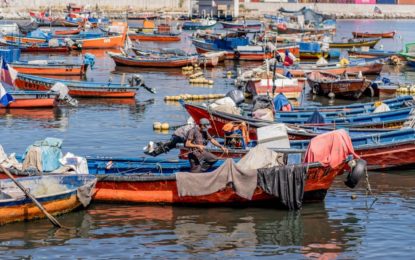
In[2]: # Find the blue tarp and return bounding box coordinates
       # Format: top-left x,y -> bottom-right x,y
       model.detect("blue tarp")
0,47 -> 20,63
213,37 -> 249,50
299,42 -> 321,53
27,29 -> 51,40
306,110 -> 325,124
23,137 -> 63,172
274,93 -> 291,112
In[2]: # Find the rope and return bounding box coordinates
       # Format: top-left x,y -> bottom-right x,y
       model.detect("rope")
365,168 -> 378,209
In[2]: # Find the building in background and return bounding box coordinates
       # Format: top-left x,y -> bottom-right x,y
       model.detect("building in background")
198,0 -> 239,17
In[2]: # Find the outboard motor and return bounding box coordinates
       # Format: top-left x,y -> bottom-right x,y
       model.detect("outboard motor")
50,82 -> 78,107
226,89 -> 245,106
128,74 -> 156,94
344,159 -> 367,189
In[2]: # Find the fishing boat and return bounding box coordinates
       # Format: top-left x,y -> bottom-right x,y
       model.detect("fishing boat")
183,103 -> 412,140
348,49 -> 403,60
179,128 -> 415,171
17,21 -> 39,34
352,31 -> 395,38
229,44 -> 300,61
1,91 -> 58,108
220,20 -> 262,30
108,52 -> 197,68
329,38 -> 380,49
245,78 -> 305,99
128,32 -> 181,42
274,59 -> 384,77
270,23 -> 335,35
306,71 -> 372,99
14,73 -> 148,98
0,146 -> 359,207
54,28 -> 81,36
73,22 -> 128,49
0,175 -> 96,225
299,42 -> 328,59
128,23 -> 181,42
11,59 -> 90,76
182,19 -> 217,30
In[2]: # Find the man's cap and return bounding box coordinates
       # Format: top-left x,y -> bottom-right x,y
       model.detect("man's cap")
200,118 -> 211,126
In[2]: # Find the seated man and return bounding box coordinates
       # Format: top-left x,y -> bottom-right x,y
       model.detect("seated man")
185,118 -> 228,172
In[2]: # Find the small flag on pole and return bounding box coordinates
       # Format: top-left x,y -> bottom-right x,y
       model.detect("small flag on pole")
0,82 -> 14,107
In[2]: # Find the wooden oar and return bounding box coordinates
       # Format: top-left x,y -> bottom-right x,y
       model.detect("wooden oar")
0,165 -> 63,228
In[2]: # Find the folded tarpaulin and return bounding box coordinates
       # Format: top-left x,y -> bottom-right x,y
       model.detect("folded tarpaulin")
176,145 -> 283,200
304,129 -> 358,168
22,137 -> 63,172
257,164 -> 306,210
306,110 -> 325,124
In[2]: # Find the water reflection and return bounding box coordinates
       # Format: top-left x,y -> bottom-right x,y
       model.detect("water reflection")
0,203 -> 361,258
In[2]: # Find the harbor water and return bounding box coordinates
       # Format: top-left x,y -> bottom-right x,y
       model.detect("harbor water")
1,20 -> 415,259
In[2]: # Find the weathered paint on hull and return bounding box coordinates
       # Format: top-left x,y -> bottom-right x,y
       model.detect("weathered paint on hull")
352,32 -> 395,38
0,193 -> 80,225
275,63 -> 383,77
14,78 -> 137,98
111,55 -> 196,68
76,35 -> 125,49
93,163 -> 345,204
128,34 -> 181,42
3,35 -> 46,43
307,78 -> 370,99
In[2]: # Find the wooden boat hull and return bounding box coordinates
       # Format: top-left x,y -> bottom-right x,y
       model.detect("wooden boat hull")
300,51 -> 328,59
0,175 -> 95,225
11,63 -> 87,76
352,31 -> 395,38
128,33 -> 181,42
246,79 -> 304,99
3,92 -> 57,108
307,72 -> 371,99
183,103 -> 408,140
92,162 -> 346,204
220,21 -> 262,30
329,39 -> 380,49
14,74 -> 138,98
75,34 -> 125,49
54,28 -> 81,35
275,62 -> 384,77
3,35 -> 46,44
110,53 -> 197,68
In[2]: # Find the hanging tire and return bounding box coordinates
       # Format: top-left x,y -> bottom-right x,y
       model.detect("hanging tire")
344,159 -> 367,189
234,51 -> 241,60
365,86 -> 375,97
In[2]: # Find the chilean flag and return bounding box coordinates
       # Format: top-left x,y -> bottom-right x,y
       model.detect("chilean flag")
283,49 -> 295,67
0,58 -> 17,88
0,83 -> 13,107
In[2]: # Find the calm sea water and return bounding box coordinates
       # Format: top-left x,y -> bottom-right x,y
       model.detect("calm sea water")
1,20 -> 415,259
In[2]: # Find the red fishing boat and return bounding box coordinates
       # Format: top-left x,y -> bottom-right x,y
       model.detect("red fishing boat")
352,31 -> 395,38
1,91 -> 57,108
245,78 -> 305,99
14,74 -> 143,98
108,52 -> 197,68
11,60 -> 88,76
275,60 -> 384,77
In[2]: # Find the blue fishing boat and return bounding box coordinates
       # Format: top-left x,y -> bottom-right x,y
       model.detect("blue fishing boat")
0,175 -> 96,225
192,37 -> 250,53
182,19 -> 217,30
14,73 -> 153,98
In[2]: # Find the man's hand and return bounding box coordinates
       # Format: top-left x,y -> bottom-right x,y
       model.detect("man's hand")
221,146 -> 229,154
198,145 -> 205,152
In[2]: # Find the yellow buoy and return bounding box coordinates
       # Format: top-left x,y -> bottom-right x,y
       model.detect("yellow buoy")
153,122 -> 162,130
161,123 -> 170,130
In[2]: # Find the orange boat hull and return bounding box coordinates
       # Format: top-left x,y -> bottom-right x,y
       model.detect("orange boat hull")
129,34 -> 180,42
2,98 -> 56,108
3,35 -> 46,44
352,31 -> 395,38
12,64 -> 86,76
14,78 -> 136,98
93,162 -> 345,204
